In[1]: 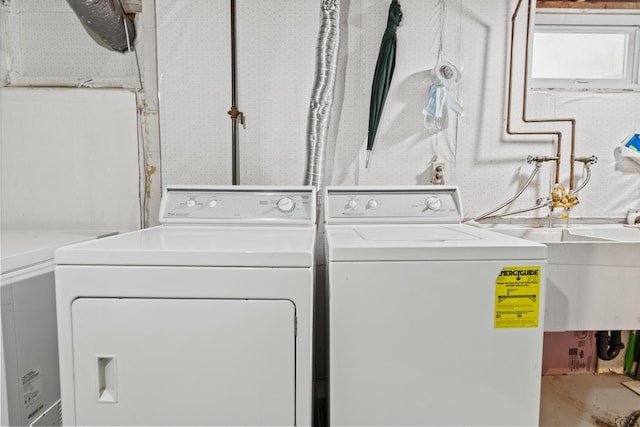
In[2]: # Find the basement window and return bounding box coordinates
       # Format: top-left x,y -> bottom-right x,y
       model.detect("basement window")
531,11 -> 640,90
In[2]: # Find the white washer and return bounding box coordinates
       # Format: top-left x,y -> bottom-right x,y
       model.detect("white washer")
324,186 -> 547,426
55,186 -> 316,426
1,229 -> 115,426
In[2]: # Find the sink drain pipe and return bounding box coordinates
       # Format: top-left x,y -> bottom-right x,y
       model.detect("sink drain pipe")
596,330 -> 625,361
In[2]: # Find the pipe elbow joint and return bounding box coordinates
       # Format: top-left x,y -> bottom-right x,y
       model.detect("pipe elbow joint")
551,184 -> 565,208
596,331 -> 625,361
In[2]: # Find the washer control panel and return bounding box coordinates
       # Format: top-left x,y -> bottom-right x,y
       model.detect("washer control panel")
160,186 -> 315,224
325,186 -> 462,224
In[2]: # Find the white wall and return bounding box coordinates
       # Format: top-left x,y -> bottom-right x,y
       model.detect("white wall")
0,88 -> 141,231
331,0 -> 640,219
155,0 -> 640,220
1,0 -> 159,230
156,0 -> 318,186
2,0 -> 140,87
3,0 -> 638,225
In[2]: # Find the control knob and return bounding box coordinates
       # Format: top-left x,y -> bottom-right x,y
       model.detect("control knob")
277,197 -> 296,213
425,197 -> 442,211
367,199 -> 379,209
186,198 -> 197,208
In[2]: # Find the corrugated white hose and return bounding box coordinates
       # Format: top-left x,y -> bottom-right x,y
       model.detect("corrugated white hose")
305,0 -> 340,188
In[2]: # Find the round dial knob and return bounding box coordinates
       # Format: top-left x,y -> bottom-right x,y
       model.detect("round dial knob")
426,197 -> 442,211
347,199 -> 358,209
208,200 -> 217,208
186,199 -> 196,208
277,197 -> 296,213
367,199 -> 378,209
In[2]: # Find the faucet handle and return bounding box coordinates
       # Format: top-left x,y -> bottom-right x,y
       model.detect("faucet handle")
575,155 -> 598,165
527,155 -> 558,164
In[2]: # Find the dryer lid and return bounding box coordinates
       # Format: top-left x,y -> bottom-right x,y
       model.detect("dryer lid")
56,186 -> 318,268
55,226 -> 316,268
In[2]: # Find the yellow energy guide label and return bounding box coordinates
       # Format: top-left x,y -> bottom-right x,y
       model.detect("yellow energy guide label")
494,266 -> 541,328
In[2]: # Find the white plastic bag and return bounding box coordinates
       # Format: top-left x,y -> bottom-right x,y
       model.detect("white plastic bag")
619,133 -> 640,166
423,61 -> 463,131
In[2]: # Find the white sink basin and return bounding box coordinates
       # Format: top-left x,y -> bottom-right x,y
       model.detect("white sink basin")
483,224 -> 640,332
567,224 -> 640,242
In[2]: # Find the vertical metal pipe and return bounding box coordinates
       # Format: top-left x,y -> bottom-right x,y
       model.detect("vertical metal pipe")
521,0 -> 576,189
228,0 -> 244,185
231,117 -> 238,184
506,0 -> 561,185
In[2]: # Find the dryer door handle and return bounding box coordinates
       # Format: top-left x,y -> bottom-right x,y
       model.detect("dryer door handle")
96,355 -> 118,403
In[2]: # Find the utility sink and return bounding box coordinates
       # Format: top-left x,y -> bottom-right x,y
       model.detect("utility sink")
482,224 -> 640,332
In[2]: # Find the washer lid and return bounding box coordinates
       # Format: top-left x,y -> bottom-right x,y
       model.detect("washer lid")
326,224 -> 546,261
55,226 -> 316,268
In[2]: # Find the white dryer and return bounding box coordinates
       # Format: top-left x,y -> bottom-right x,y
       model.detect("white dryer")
1,229 -> 115,426
324,186 -> 547,426
55,186 -> 316,426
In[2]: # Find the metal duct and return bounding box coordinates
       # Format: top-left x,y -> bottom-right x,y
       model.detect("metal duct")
305,0 -> 340,188
66,0 -> 136,53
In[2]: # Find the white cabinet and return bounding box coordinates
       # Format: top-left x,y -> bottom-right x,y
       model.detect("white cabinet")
1,265 -> 61,426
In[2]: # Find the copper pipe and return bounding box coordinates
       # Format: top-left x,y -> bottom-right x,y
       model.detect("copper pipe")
506,0 -> 578,190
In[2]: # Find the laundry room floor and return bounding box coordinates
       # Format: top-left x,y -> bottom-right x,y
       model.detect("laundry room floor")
539,374 -> 640,426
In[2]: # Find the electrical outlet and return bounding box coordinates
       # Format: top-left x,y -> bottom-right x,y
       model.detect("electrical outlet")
431,161 -> 445,185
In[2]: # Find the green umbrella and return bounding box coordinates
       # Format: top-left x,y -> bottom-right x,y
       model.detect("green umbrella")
366,0 -> 403,168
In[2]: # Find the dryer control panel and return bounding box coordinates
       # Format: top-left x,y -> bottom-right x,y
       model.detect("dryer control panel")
325,186 -> 462,224
160,185 -> 316,225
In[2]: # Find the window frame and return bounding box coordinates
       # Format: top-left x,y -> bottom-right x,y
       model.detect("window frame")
531,9 -> 640,91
